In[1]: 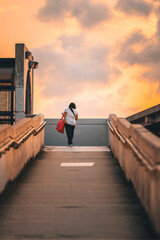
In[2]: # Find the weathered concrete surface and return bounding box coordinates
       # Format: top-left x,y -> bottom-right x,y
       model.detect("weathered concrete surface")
127,104 -> 160,123
15,44 -> 34,120
45,118 -> 109,146
0,147 -> 158,240
126,104 -> 160,137
0,115 -> 45,194
109,114 -> 160,235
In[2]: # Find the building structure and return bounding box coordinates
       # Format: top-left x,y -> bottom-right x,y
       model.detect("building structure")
0,44 -> 38,124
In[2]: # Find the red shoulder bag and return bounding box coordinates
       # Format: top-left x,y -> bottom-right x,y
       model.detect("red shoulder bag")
56,117 -> 65,134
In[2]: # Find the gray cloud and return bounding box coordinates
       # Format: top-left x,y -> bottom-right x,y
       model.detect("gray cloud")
36,0 -> 112,28
36,0 -> 70,22
124,31 -> 147,46
120,42 -> 160,65
32,35 -> 121,98
143,65 -> 160,81
71,0 -> 112,28
141,17 -> 160,82
115,0 -> 153,17
117,30 -> 148,64
117,29 -> 160,65
117,20 -> 160,89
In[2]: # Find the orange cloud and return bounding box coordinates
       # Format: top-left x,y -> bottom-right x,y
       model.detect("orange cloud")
0,0 -> 159,118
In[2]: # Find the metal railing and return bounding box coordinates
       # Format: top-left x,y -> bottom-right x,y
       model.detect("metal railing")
0,59 -> 15,125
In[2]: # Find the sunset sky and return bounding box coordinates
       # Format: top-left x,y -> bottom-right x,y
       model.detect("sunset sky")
1,0 -> 160,118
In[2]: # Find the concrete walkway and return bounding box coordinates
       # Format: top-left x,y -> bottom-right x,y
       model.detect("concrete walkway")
0,147 -> 159,240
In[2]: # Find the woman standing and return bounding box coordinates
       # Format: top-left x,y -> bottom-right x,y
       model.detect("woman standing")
63,103 -> 78,147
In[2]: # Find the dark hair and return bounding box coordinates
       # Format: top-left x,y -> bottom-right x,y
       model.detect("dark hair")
69,102 -> 76,109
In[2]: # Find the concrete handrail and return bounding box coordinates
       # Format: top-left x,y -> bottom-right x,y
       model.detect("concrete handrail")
107,120 -> 160,172
0,120 -> 46,155
108,114 -> 160,234
107,120 -> 126,144
0,114 -> 46,195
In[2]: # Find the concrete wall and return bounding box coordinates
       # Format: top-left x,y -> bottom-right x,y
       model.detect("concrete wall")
45,119 -> 109,146
108,114 -> 160,235
0,114 -> 45,194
